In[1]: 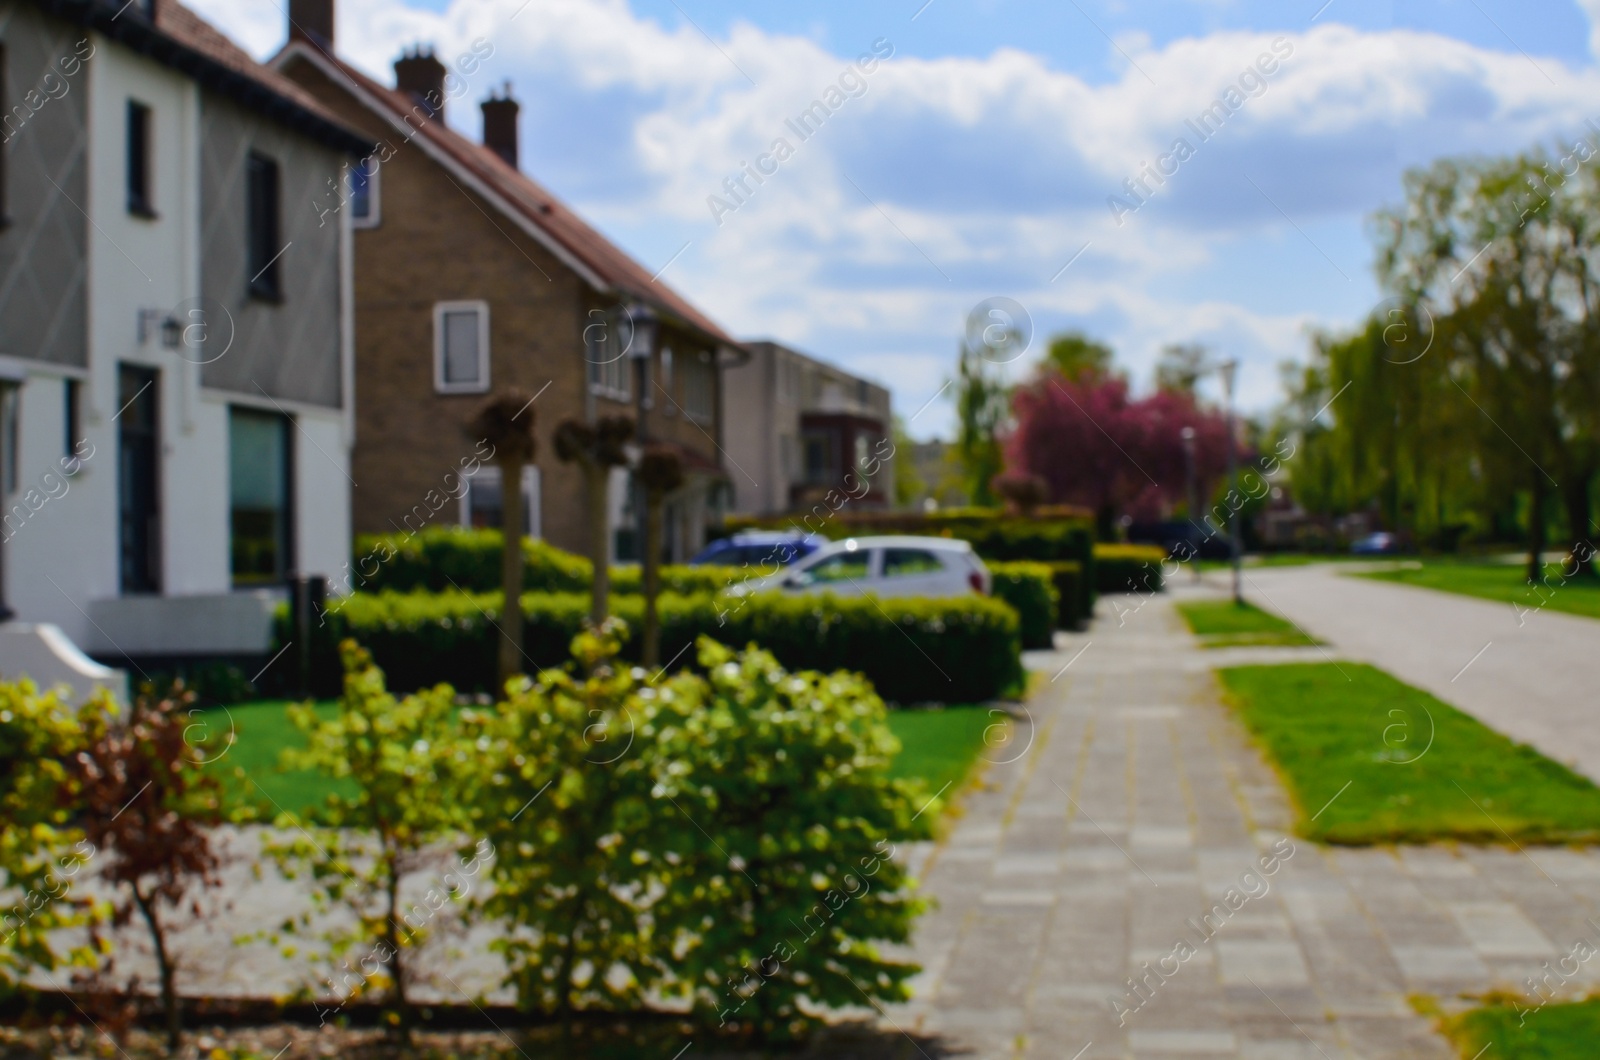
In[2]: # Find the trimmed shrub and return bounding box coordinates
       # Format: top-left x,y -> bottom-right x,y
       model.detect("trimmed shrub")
349,527 -> 741,597
1094,544 -> 1167,594
295,590 -> 1022,705
1042,561 -> 1088,628
988,562 -> 1059,649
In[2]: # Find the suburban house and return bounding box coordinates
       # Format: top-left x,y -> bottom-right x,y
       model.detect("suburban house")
723,340 -> 893,516
272,0 -> 743,568
0,0 -> 367,692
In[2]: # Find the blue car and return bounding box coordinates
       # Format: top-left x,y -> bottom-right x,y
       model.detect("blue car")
690,531 -> 821,569
1350,532 -> 1399,555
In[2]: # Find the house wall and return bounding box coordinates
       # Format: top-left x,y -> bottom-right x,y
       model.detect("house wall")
0,23 -> 352,660
0,4 -> 90,372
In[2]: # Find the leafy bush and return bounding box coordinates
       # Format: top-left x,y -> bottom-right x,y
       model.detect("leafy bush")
472,621 -> 925,1038
0,681 -> 98,993
1093,544 -> 1167,594
261,643 -> 480,1033
987,562 -> 1059,648
293,590 -> 1021,705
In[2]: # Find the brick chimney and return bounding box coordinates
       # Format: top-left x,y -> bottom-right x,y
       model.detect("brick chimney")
288,0 -> 334,49
480,83 -> 520,169
394,46 -> 447,121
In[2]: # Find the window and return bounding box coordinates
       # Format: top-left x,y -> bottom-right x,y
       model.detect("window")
883,549 -> 942,577
63,379 -> 80,460
586,309 -> 631,399
127,101 -> 154,216
802,429 -> 834,486
795,549 -> 871,586
433,301 -> 489,392
348,156 -> 379,227
0,382 -> 17,497
118,366 -> 161,593
659,347 -> 674,415
683,348 -> 714,422
229,407 -> 293,586
460,464 -> 540,538
246,152 -> 282,299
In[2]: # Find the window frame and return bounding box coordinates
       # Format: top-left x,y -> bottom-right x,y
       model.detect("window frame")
246,151 -> 283,301
228,405 -> 295,588
682,348 -> 715,424
585,307 -> 632,401
127,100 -> 154,218
433,300 -> 491,394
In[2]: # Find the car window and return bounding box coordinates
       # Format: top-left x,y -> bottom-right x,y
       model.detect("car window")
882,549 -> 944,577
800,550 -> 872,584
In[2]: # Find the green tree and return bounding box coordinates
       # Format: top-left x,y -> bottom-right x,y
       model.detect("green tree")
264,642 -> 477,1036
952,341 -> 1009,506
1044,331 -> 1114,383
1375,149 -> 1600,576
890,415 -> 924,507
1154,342 -> 1208,393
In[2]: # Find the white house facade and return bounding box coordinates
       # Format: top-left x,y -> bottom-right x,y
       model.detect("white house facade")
0,0 -> 368,693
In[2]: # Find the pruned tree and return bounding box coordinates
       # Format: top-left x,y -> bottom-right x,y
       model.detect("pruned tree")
465,390 -> 538,687
73,684 -> 226,1053
554,416 -> 635,623
637,444 -> 685,668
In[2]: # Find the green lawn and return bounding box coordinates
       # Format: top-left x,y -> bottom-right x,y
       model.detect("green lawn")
1357,559 -> 1600,621
1445,997 -> 1600,1058
887,705 -> 999,799
206,699 -> 997,822
1216,663 -> 1600,845
1176,599 -> 1321,648
202,699 -> 351,820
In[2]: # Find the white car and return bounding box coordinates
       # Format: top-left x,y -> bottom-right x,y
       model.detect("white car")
726,535 -> 991,599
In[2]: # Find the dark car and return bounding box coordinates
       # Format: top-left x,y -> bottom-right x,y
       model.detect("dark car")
1350,532 -> 1399,555
690,531 -> 821,569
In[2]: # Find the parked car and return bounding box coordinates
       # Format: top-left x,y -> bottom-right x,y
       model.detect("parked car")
1350,532 -> 1399,555
690,531 -> 821,568
726,536 -> 991,599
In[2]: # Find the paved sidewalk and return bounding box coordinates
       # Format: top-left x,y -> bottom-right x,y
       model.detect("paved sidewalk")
889,593 -> 1600,1059
1224,562 -> 1600,784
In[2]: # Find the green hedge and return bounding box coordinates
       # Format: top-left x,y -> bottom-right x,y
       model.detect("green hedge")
290,590 -> 1022,705
1042,561 -> 1088,628
1093,544 -> 1167,595
349,528 -> 739,596
988,562 -> 1059,649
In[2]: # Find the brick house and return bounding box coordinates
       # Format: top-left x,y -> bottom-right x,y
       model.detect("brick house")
272,0 -> 742,569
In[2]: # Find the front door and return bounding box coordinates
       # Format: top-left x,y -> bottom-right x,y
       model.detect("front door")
117,365 -> 160,594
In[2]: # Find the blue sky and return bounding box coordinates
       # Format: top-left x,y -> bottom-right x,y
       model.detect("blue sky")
203,0 -> 1600,437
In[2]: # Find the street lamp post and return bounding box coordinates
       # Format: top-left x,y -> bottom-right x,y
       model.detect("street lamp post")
1218,359 -> 1242,605
626,303 -> 660,564
1180,425 -> 1200,584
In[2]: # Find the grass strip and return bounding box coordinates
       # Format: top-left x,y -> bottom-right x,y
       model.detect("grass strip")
1216,662 -> 1600,845
1176,599 -> 1321,648
1357,559 -> 1600,622
1442,995 -> 1600,1059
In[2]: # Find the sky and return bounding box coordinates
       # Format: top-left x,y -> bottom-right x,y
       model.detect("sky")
198,0 -> 1600,438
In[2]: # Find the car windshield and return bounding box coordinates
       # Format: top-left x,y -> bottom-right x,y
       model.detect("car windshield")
883,548 -> 943,576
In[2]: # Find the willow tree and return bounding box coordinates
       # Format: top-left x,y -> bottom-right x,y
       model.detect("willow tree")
466,390 -> 537,687
1375,149 -> 1600,577
553,417 -> 634,623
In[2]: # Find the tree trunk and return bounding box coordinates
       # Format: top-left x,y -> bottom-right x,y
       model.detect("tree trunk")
132,882 -> 180,1053
642,495 -> 664,668
383,852 -> 412,1039
499,459 -> 526,689
587,463 -> 611,625
1563,472 -> 1596,578
1526,473 -> 1549,584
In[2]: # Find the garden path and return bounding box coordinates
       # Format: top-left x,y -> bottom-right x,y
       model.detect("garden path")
885,591 -> 1600,1059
